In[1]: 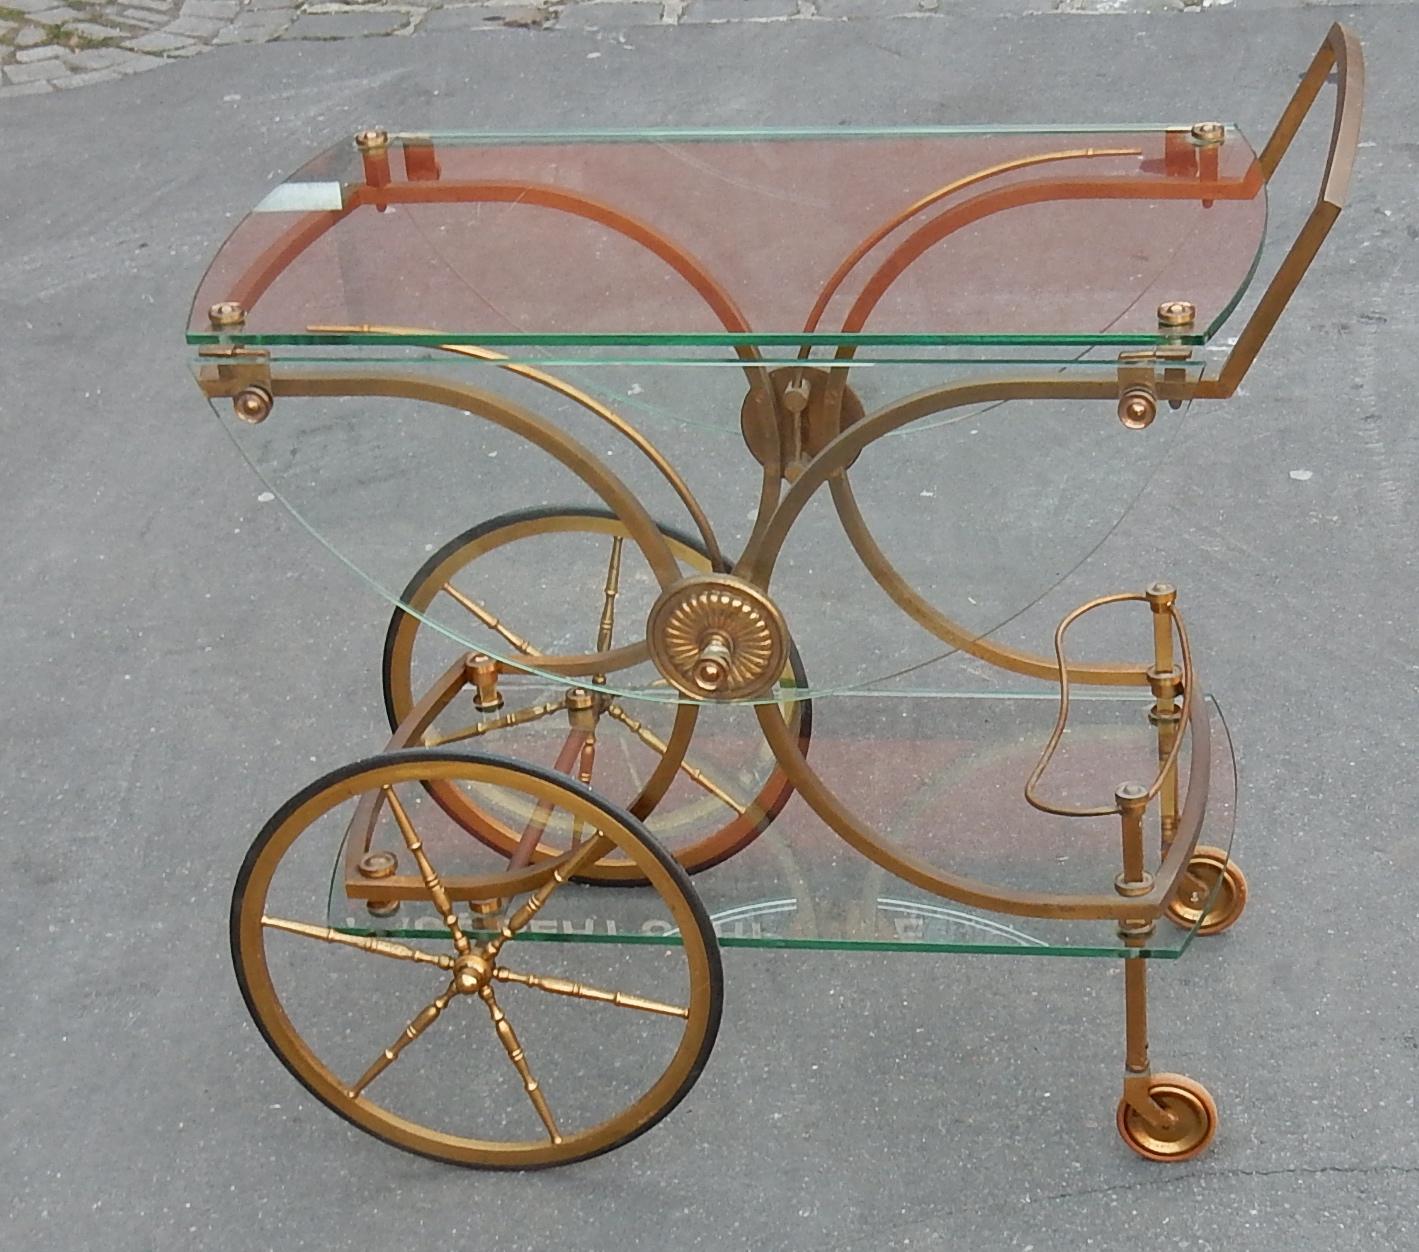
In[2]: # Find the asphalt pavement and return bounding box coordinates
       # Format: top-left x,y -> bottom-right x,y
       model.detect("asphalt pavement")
2,4 -> 1417,1249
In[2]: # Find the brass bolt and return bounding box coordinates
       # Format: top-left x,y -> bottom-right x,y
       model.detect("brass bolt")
1117,386 -> 1157,430
693,634 -> 734,693
208,301 -> 245,329
566,686 -> 596,731
1157,300 -> 1196,328
781,377 -> 812,416
1189,121 -> 1225,146
232,384 -> 273,424
1145,582 -> 1177,609
355,128 -> 389,151
1114,870 -> 1156,899
359,850 -> 400,919
358,851 -> 398,879
469,653 -> 503,712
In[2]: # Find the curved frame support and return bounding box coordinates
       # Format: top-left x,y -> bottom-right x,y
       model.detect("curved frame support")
260,369 -> 684,681
754,679 -> 1210,922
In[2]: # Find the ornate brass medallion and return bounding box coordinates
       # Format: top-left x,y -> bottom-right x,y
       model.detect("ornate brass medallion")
647,575 -> 789,701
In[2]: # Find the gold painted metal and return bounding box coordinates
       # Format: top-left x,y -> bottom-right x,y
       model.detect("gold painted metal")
469,654 -> 503,712
1166,846 -> 1249,935
479,984 -> 563,1144
423,696 -> 566,748
348,980 -> 458,1099
381,783 -> 472,955
647,574 -> 789,701
357,848 -> 401,917
1117,1074 -> 1218,1162
305,326 -> 725,569
1156,300 -> 1196,328
232,383 -> 273,424
1200,24 -> 1363,399
606,703 -> 748,816
261,916 -> 454,970
493,967 -> 690,1019
739,366 -> 866,482
1025,591 -> 1194,820
211,26 -> 1364,1170
233,753 -> 722,1167
442,584 -> 543,658
208,300 -> 245,329
1117,385 -> 1157,430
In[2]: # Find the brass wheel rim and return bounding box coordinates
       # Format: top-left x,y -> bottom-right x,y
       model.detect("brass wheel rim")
232,750 -> 722,1168
1116,1074 -> 1218,1162
1166,845 -> 1247,935
383,508 -> 810,881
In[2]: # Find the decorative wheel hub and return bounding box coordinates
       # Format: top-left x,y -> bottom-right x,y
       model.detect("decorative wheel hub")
646,575 -> 789,701
453,951 -> 494,995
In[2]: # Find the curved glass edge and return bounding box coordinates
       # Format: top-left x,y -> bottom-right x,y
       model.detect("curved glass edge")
196,360 -> 1202,707
326,694 -> 1238,958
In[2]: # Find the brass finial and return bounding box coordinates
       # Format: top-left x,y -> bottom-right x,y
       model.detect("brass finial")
208,301 -> 245,329
355,128 -> 390,151
1157,300 -> 1196,328
1189,121 -> 1225,146
232,384 -> 273,424
1117,386 -> 1157,430
358,851 -> 398,879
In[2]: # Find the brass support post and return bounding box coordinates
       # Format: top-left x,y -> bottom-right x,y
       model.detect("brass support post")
1146,584 -> 1182,858
468,654 -> 503,712
1124,958 -> 1150,1074
1115,783 -> 1175,1129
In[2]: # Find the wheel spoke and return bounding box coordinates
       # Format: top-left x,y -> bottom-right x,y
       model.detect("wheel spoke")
348,979 -> 459,1099
594,535 -> 624,655
424,697 -> 568,748
479,985 -> 562,1144
439,582 -> 544,658
483,836 -> 612,961
493,967 -> 689,1019
569,735 -> 598,849
606,704 -> 748,815
382,785 -> 472,956
262,916 -> 456,970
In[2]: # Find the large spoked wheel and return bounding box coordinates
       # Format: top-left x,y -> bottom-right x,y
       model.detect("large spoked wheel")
381,507 -> 812,882
232,749 -> 723,1168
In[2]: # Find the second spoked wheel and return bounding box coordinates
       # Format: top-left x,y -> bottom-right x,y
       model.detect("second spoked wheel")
233,749 -> 723,1168
381,507 -> 812,882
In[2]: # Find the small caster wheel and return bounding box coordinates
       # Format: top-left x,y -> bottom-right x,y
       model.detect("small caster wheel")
1116,1073 -> 1218,1163
1166,845 -> 1248,936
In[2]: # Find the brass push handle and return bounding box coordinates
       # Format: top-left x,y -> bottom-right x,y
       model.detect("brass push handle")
1207,23 -> 1365,398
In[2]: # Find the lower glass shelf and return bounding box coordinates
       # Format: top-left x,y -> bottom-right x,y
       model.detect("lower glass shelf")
327,691 -> 1236,960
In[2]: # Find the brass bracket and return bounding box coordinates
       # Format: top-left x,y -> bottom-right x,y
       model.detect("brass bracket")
196,346 -> 275,422
740,366 -> 865,482
1116,348 -> 1194,425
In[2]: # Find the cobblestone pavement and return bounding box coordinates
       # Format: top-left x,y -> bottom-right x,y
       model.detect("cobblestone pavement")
0,0 -> 1386,99
0,0 -> 1290,100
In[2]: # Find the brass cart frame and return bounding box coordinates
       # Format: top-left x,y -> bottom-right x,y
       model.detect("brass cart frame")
191,25 -> 1362,1169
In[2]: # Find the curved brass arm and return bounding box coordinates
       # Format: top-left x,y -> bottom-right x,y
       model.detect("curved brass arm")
1202,23 -> 1364,398
302,325 -> 726,570
206,172 -> 765,378
798,147 -> 1141,353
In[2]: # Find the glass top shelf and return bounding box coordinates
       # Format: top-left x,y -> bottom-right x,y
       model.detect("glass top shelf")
328,691 -> 1236,959
189,124 -> 1266,354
